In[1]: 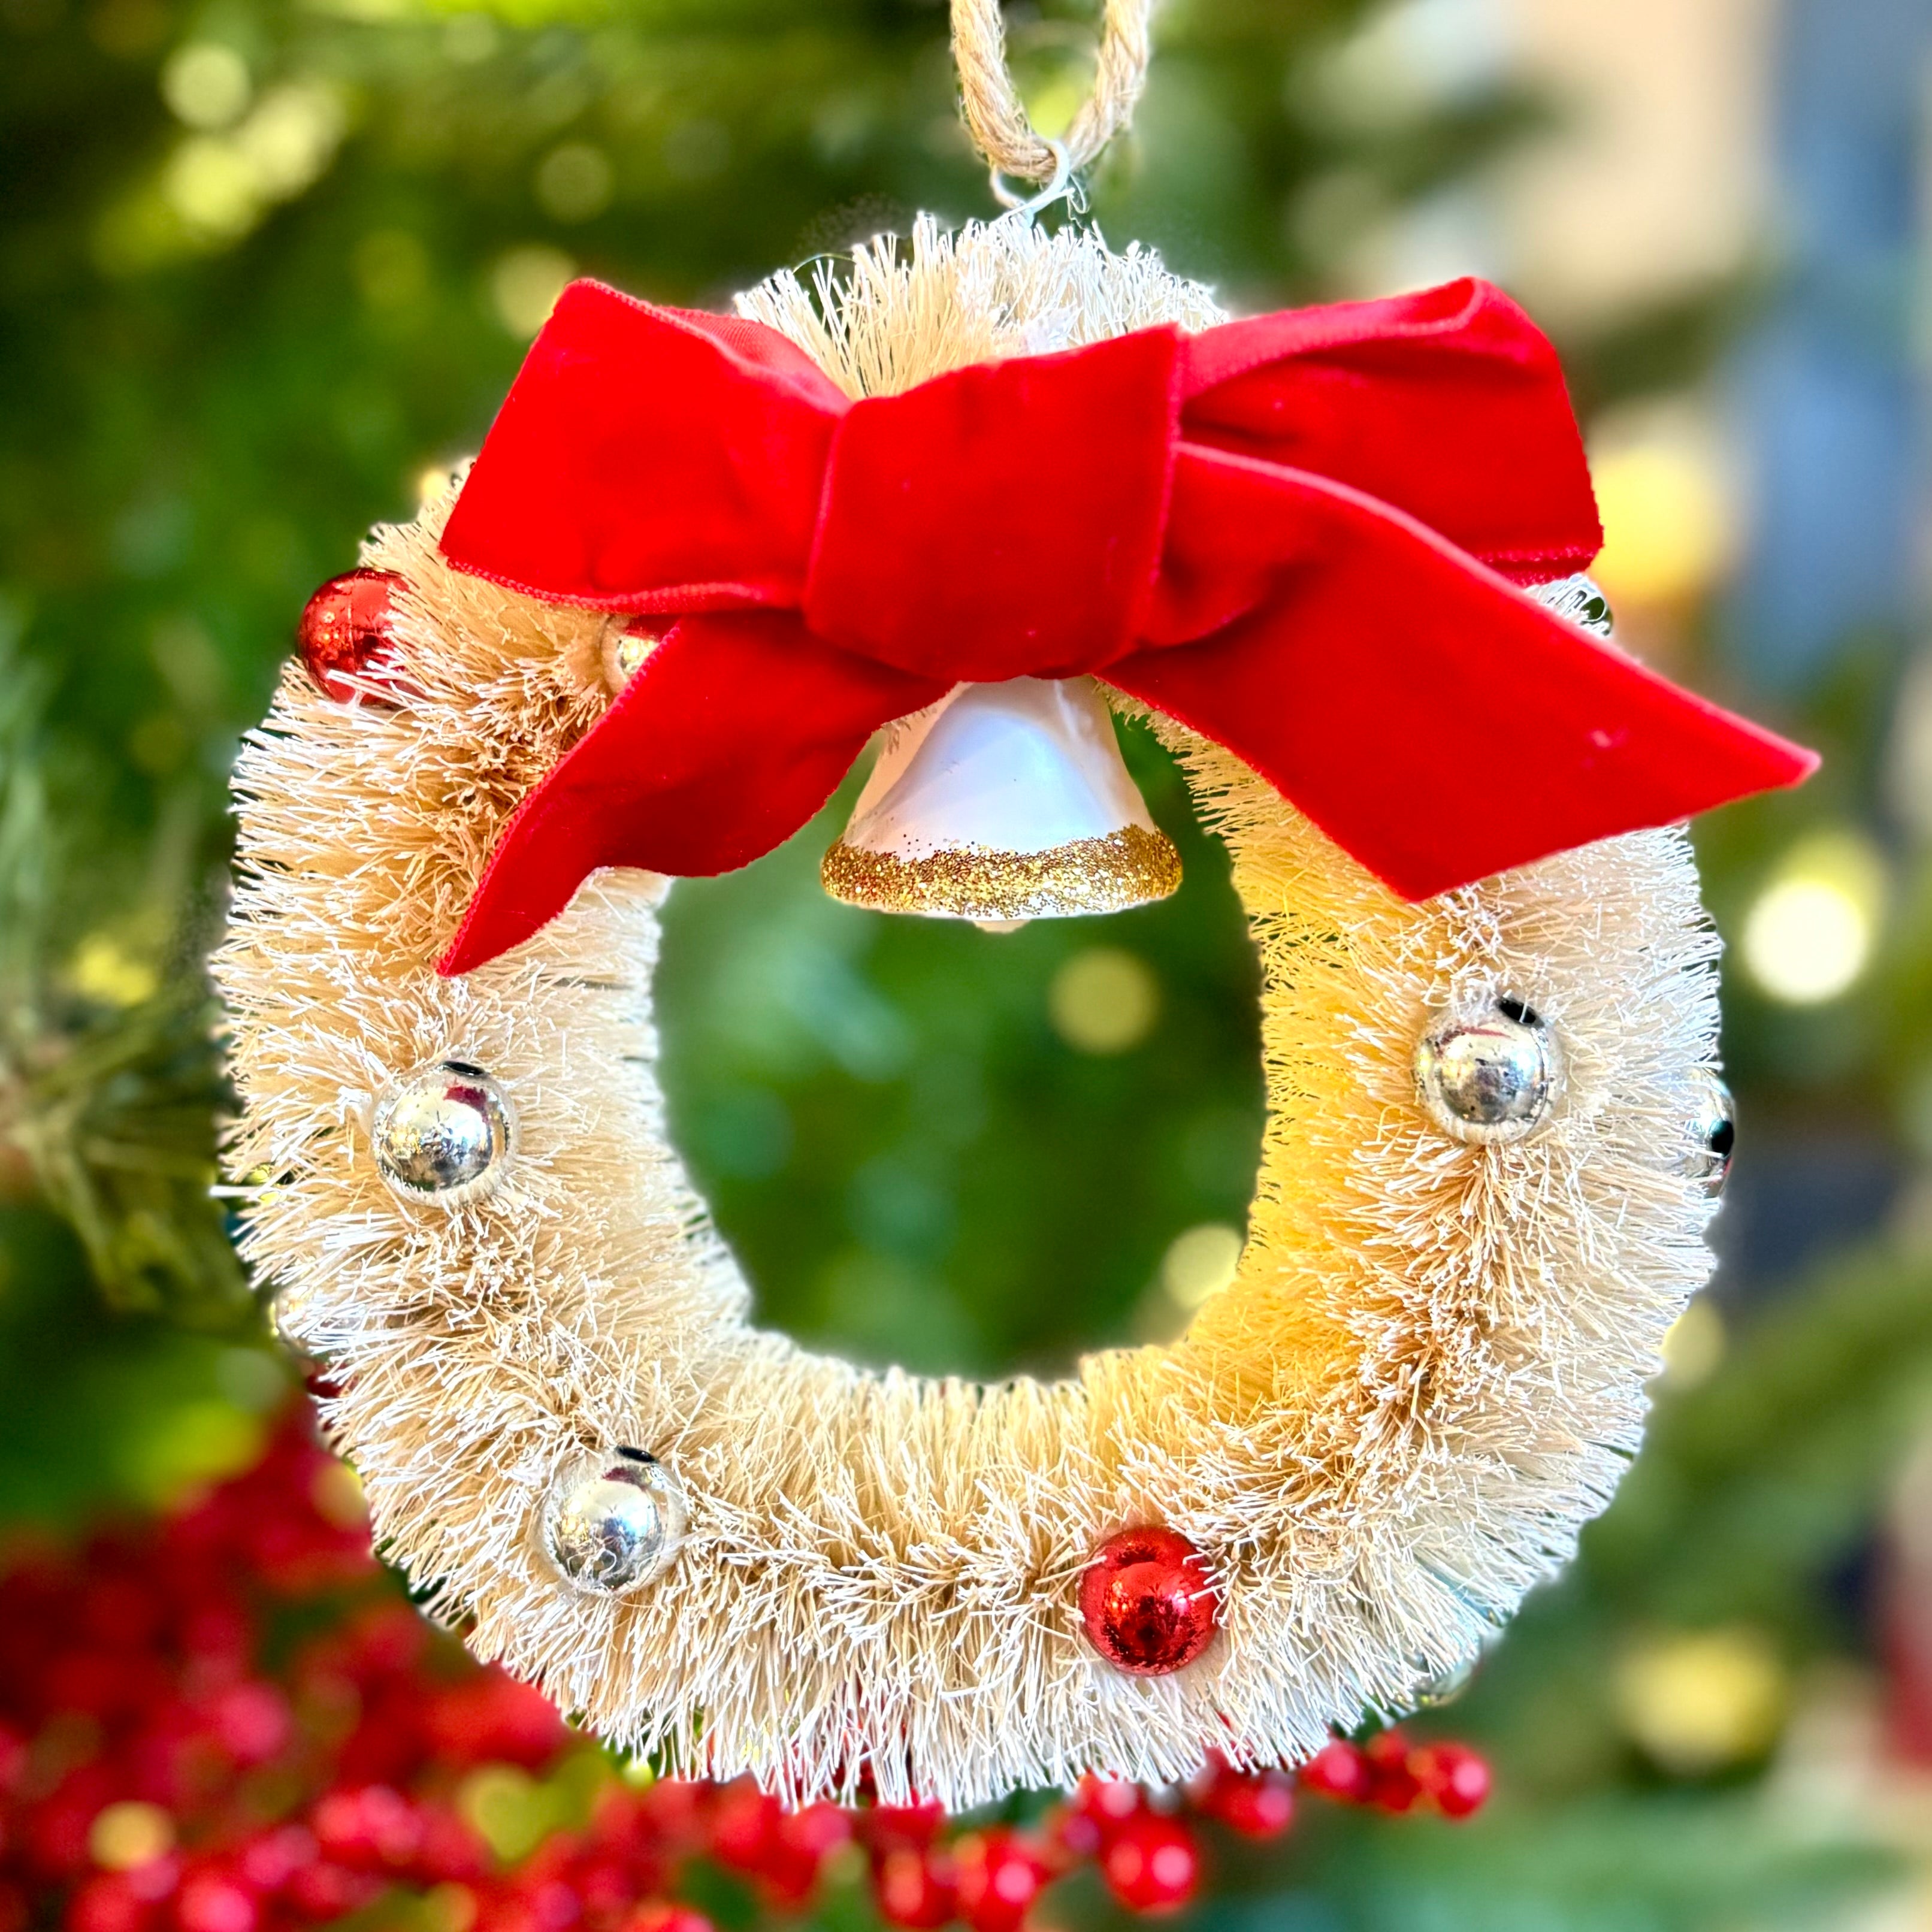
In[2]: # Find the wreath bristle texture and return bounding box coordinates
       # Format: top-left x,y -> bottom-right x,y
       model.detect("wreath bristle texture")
217,219 -> 1732,1809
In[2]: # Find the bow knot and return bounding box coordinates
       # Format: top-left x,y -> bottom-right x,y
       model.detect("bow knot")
803,327 -> 1180,680
433,274 -> 1814,977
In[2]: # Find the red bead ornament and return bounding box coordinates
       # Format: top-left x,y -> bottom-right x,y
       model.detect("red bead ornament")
1078,1528 -> 1220,1676
297,570 -> 406,703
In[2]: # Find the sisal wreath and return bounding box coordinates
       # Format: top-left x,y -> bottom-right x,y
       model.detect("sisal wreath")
220,220 -> 1774,1809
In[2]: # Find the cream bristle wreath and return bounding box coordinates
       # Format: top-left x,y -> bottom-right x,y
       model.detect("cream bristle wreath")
217,218 -> 1734,1810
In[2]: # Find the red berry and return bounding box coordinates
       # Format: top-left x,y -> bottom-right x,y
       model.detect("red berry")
1078,1530 -> 1219,1676
1298,1740 -> 1372,1803
234,1827 -> 315,1894
621,1907 -> 715,1932
173,1874 -> 256,1932
861,1801 -> 946,1853
636,1779 -> 710,1854
1410,1743 -> 1491,1819
424,1672 -> 568,1770
872,1846 -> 956,1929
1191,1755 -> 1294,1840
28,1766 -> 118,1875
761,1803 -> 850,1904
953,1828 -> 1048,1932
514,1877 -> 585,1931
297,571 -> 406,703
1100,1816 -> 1199,1915
343,1603 -> 431,1680
284,1861 -> 379,1920
1053,1774 -> 1148,1859
778,1802 -> 851,1861
1074,1775 -> 1147,1833
0,1722 -> 28,1794
67,1874 -> 156,1932
205,1683 -> 291,1765
177,1606 -> 252,1682
412,1806 -> 488,1883
310,1786 -> 422,1869
705,1781 -> 781,1874
1358,1728 -> 1421,1811
565,1855 -> 633,1919
1041,1803 -> 1097,1862
82,1579 -> 161,1649
124,1862 -> 181,1906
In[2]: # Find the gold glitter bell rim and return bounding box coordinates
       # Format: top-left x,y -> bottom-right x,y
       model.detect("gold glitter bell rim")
821,824 -> 1183,919
824,675 -> 1181,919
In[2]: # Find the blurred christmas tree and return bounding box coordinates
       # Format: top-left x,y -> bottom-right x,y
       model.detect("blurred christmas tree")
2,0 -> 1930,1922
0,0 -> 1558,1472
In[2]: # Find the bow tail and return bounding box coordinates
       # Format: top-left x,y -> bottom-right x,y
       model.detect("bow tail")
1109,469 -> 1816,903
437,612 -> 950,975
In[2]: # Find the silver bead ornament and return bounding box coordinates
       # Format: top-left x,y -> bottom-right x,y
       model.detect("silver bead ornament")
1528,572 -> 1614,639
1677,1068 -> 1736,1197
1412,1652 -> 1478,1709
1414,997 -> 1562,1145
371,1059 -> 516,1202
542,1447 -> 688,1597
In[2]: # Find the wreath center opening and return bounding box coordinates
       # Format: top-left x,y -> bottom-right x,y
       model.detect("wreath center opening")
653,718 -> 1265,1381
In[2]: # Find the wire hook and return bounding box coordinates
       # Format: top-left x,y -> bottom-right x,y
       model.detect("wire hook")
988,137 -> 1084,220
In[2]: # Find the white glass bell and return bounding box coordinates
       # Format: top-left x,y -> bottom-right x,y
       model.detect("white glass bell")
821,676 -> 1181,924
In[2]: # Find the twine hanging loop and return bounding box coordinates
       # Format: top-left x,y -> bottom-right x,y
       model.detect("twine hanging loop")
950,0 -> 1153,191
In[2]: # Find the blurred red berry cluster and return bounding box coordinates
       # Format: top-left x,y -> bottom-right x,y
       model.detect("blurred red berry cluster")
0,1410 -> 1490,1932
1296,1733 -> 1491,1819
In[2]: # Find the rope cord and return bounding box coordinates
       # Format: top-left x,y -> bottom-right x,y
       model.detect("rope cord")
950,0 -> 1153,188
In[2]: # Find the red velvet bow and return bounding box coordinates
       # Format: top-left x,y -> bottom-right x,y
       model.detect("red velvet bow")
434,274 -> 1813,975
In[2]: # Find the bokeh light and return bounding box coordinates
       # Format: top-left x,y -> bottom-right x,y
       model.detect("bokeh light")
535,143 -> 614,223
87,1801 -> 175,1872
1160,1223 -> 1244,1311
1740,830 -> 1887,1006
1614,1627 -> 1788,1776
492,246 -> 576,337
159,42 -> 250,129
68,933 -> 159,1008
1659,1298 -> 1726,1389
1047,946 -> 1159,1053
1588,411 -> 1737,609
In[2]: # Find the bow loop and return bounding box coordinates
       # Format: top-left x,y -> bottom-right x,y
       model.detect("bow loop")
440,280 -> 847,612
802,327 -> 1182,680
1178,278 -> 1601,579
